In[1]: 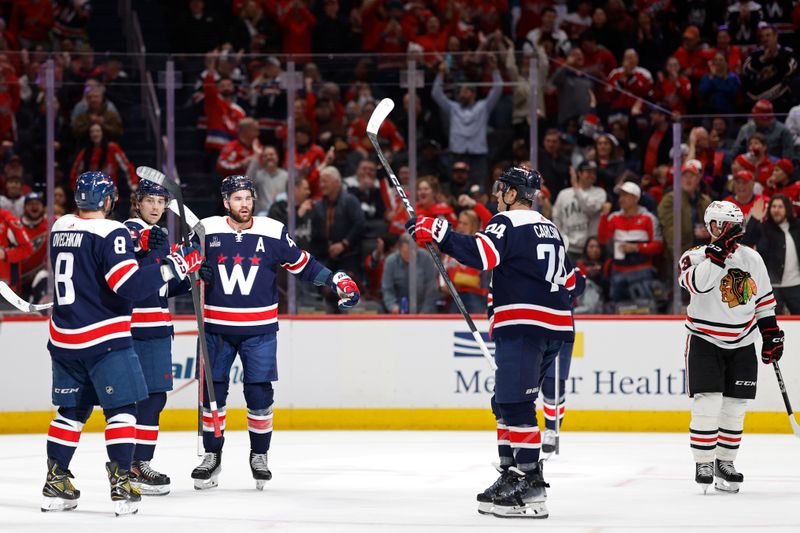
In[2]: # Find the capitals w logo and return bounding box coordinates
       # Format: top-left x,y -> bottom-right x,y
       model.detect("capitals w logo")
218,264 -> 259,295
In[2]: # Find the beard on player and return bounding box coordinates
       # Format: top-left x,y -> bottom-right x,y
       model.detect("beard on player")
228,202 -> 252,224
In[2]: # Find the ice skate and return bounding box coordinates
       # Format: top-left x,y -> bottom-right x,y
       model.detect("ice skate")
41,459 -> 80,512
131,460 -> 171,496
106,461 -> 141,516
192,451 -> 222,490
476,465 -> 516,515
541,429 -> 557,460
492,464 -> 549,519
695,462 -> 713,493
714,459 -> 743,493
249,452 -> 272,490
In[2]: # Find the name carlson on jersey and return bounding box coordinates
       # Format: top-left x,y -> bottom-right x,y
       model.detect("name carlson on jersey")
533,224 -> 560,240
51,232 -> 84,248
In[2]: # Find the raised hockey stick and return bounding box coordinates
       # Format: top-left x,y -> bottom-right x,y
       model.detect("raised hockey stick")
0,281 -> 53,313
167,199 -> 205,241
772,361 -> 800,438
136,166 -> 223,439
367,98 -> 496,371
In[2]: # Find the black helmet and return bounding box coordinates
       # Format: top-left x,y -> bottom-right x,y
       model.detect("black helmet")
492,166 -> 542,202
220,175 -> 257,199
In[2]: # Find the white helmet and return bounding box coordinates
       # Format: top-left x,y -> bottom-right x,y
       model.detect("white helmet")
704,200 -> 744,234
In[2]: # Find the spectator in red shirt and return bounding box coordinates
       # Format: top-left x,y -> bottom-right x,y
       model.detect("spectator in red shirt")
674,25 -> 713,81
70,124 -> 137,194
0,63 -> 21,144
202,51 -> 246,153
715,27 -> 742,73
641,106 -> 671,177
347,100 -> 405,157
764,159 -> 800,209
9,0 -> 54,48
653,56 -> 692,114
725,170 -> 769,221
217,117 -> 261,177
441,208 -> 487,314
279,0 -> 316,60
579,29 -> 617,79
746,132 -> 776,185
606,49 -> 653,112
413,15 -> 449,66
0,207 -> 33,290
18,191 -> 48,295
597,181 -> 662,305
288,122 -> 329,198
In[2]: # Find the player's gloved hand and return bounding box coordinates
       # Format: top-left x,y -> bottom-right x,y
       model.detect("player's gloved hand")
717,222 -> 744,253
329,271 -> 360,310
411,216 -> 451,245
164,242 -> 203,281
704,242 -> 728,268
139,227 -> 167,252
198,260 -> 214,283
405,216 -> 417,240
760,327 -> 784,364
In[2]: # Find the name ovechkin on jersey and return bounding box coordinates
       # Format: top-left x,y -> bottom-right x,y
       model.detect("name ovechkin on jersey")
200,216 -> 326,335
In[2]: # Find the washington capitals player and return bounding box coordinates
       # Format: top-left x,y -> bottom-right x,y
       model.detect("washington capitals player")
43,172 -> 202,515
679,201 -> 783,494
191,175 -> 360,490
124,181 -> 191,495
407,166 -> 582,519
540,342 -> 574,459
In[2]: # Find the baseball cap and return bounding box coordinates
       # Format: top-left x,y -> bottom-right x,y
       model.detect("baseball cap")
683,25 -> 700,39
681,159 -> 702,174
775,159 -> 794,177
734,154 -> 756,172
734,170 -> 754,182
24,191 -> 44,205
752,99 -> 773,116
615,181 -> 641,198
577,160 -> 597,171
469,184 -> 485,195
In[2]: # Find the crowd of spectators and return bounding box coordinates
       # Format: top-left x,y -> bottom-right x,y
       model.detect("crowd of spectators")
3,1 -> 800,316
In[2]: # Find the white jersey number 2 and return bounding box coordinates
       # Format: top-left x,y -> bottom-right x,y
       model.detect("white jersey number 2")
54,253 -> 75,305
537,243 -> 567,292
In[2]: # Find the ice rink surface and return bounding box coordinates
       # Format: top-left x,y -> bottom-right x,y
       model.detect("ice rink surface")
1,430 -> 799,532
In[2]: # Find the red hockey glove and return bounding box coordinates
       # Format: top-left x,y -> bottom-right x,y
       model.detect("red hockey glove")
760,327 -> 784,364
411,216 -> 451,245
165,242 -> 203,281
139,227 -> 167,252
329,271 -> 360,310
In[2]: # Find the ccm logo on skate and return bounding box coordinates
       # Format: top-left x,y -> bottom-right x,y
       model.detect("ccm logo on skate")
734,380 -> 756,386
54,388 -> 80,394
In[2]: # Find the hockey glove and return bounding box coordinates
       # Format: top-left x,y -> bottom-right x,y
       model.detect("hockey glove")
164,242 -> 203,281
405,216 -> 417,240
411,216 -> 451,245
760,327 -> 784,364
704,242 -> 728,268
198,260 -> 214,283
139,227 -> 167,252
717,222 -> 744,254
329,271 -> 360,310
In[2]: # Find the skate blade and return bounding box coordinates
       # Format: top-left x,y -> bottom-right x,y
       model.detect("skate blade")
41,496 -> 78,512
697,482 -> 712,494
477,501 -> 494,515
113,500 -> 140,516
131,481 -> 170,496
255,479 -> 267,491
492,502 -> 549,519
714,479 -> 740,493
193,475 -> 220,490
541,450 -> 554,462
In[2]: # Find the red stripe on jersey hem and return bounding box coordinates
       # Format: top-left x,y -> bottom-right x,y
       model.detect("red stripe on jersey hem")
492,308 -> 573,328
204,307 -> 278,322
687,316 -> 754,338
49,319 -> 132,345
48,425 -> 81,443
131,310 -> 172,324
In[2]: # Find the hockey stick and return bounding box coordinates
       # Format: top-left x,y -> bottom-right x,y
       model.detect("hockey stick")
0,281 -> 53,313
366,98 -> 496,371
136,166 -> 223,439
554,350 -> 560,455
167,199 -> 205,241
772,361 -> 800,438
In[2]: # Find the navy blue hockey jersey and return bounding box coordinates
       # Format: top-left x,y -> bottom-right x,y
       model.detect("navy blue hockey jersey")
124,218 -> 190,340
201,215 -> 326,335
439,209 -> 582,340
48,215 -> 171,358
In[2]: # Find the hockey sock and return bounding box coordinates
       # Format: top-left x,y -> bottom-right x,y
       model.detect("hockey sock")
498,400 -> 541,473
134,392 -> 167,462
104,405 -> 137,471
541,377 -> 566,431
46,406 -> 92,469
491,396 -> 514,468
717,396 -> 747,461
689,393 -> 723,463
202,381 -> 229,452
244,382 -> 274,454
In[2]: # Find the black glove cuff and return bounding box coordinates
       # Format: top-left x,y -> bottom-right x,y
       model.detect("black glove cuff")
757,315 -> 779,335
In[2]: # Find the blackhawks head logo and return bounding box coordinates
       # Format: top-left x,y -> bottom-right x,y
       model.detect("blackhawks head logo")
719,268 -> 757,308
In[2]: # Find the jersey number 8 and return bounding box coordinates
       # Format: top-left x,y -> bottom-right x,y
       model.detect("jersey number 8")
54,252 -> 75,305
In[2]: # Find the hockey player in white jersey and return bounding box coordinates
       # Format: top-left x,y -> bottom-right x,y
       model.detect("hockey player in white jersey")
43,172 -> 202,515
679,200 -> 784,494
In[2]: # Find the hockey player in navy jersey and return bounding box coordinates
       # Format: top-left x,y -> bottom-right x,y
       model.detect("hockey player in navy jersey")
123,180 -> 191,495
191,175 -> 360,490
679,201 -> 782,494
407,166 -> 583,519
43,172 -> 203,515
540,341 -> 574,459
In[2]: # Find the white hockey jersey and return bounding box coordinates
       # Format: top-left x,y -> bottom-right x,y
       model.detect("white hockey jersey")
679,244 -> 776,349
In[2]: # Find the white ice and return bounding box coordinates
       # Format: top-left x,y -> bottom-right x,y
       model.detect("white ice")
1,431 -> 799,532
